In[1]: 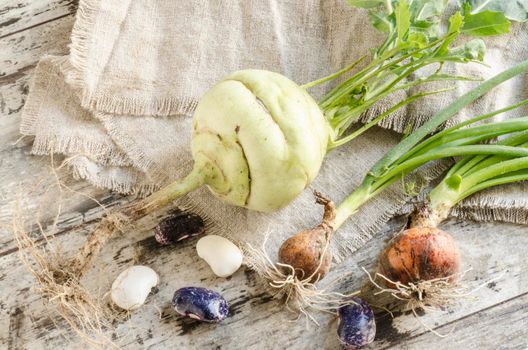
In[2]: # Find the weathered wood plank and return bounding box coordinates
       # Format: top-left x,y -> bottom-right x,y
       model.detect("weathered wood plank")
392,292 -> 528,349
1,72 -> 527,347
0,70 -> 29,122
0,74 -> 123,255
0,209 -> 527,348
0,8 -> 100,255
0,14 -> 73,78
0,140 -> 128,255
0,78 -> 125,256
0,0 -> 77,38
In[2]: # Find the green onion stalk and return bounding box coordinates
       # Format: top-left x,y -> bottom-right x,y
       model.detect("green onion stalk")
331,60 -> 528,231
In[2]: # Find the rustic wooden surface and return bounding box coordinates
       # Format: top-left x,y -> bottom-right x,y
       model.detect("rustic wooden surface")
0,1 -> 527,349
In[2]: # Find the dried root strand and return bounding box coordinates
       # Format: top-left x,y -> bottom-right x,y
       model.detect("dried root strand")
55,198 -> 150,282
365,268 -> 471,310
12,206 -> 119,349
69,211 -> 133,278
362,267 -> 504,337
245,226 -> 357,325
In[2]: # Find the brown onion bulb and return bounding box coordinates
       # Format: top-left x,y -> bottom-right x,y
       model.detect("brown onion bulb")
278,192 -> 336,283
378,227 -> 460,287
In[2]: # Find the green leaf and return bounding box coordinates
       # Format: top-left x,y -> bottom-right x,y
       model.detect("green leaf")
410,20 -> 441,40
395,0 -> 411,42
461,3 -> 510,36
407,0 -> 447,40
408,31 -> 428,48
347,0 -> 386,9
459,0 -> 528,22
448,10 -> 464,33
369,11 -> 394,33
448,39 -> 486,62
411,0 -> 448,21
436,11 -> 464,55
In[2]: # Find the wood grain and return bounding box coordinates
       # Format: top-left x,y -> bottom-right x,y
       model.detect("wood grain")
1,212 -> 526,349
0,15 -> 74,78
0,0 -> 76,38
391,292 -> 528,349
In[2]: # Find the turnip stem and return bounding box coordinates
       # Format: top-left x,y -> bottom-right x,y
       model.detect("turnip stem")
331,61 -> 528,232
444,131 -> 528,179
406,117 -> 528,156
328,68 -> 458,133
301,55 -> 368,90
459,170 -> 528,198
421,131 -> 528,226
328,89 -> 449,149
335,184 -> 371,230
431,156 -> 528,207
376,145 -> 528,188
385,0 -> 393,14
399,99 -> 528,162
139,164 -> 210,214
320,34 -> 452,110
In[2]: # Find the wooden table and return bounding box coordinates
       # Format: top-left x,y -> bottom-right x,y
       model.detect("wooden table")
1,1 -> 527,349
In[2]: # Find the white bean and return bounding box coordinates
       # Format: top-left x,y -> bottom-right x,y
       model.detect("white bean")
111,265 -> 159,310
196,235 -> 243,277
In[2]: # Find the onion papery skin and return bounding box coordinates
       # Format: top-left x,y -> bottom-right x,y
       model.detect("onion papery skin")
192,69 -> 329,212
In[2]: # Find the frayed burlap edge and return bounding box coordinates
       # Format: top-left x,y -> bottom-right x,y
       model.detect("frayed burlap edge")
452,194 -> 528,225
19,56 -> 133,168
66,0 -> 199,117
67,157 -> 159,197
93,113 -> 191,185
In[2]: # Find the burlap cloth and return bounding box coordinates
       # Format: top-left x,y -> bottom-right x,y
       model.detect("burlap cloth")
20,0 -> 528,261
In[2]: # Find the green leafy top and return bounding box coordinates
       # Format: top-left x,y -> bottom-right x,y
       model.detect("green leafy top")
312,0 -> 517,147
461,3 -> 510,36
459,0 -> 528,22
348,0 -> 511,51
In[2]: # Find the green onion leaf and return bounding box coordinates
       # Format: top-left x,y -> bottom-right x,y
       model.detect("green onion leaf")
445,174 -> 462,190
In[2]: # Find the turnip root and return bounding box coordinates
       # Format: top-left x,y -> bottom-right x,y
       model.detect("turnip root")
191,70 -> 329,212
